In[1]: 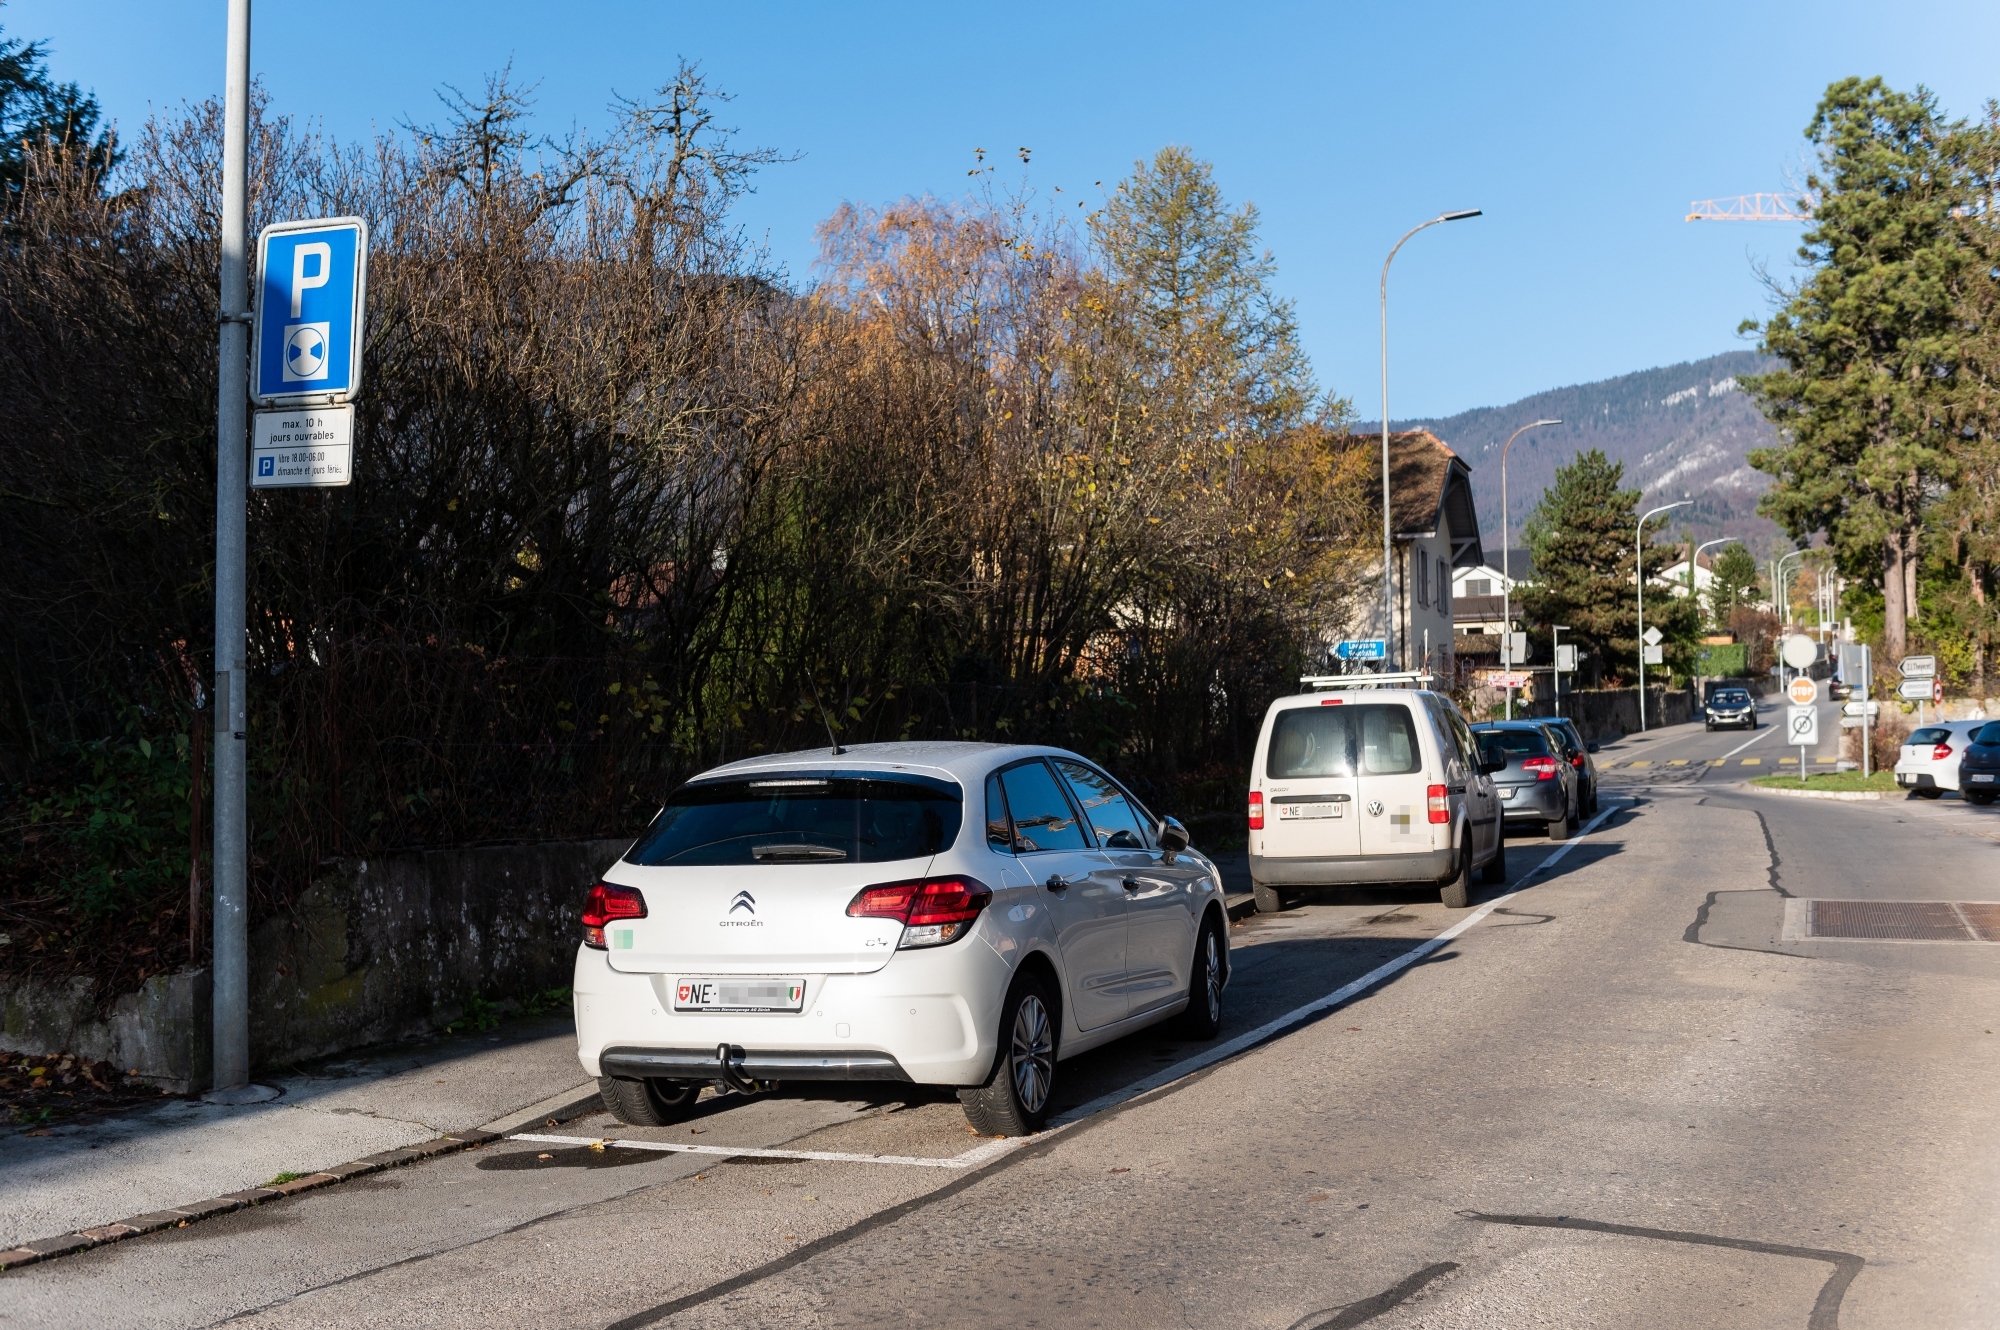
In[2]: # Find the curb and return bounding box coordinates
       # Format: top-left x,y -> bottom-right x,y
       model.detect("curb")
0,1083 -> 607,1275
1743,781 -> 1889,802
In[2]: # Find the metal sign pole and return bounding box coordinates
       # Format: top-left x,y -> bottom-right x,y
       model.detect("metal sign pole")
210,0 -> 252,1096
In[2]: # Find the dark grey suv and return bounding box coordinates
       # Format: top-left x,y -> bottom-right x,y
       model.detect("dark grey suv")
1704,686 -> 1758,731
1471,721 -> 1579,841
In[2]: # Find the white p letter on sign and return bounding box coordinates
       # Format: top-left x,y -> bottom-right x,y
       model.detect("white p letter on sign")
291,242 -> 332,316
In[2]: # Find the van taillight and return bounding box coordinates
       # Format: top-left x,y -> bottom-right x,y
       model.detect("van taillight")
1248,791 -> 1264,830
847,876 -> 992,948
1522,756 -> 1559,781
1426,784 -> 1449,824
582,882 -> 647,950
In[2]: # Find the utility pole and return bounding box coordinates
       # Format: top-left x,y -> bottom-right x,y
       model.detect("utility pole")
1379,208 -> 1479,671
208,0 -> 256,1101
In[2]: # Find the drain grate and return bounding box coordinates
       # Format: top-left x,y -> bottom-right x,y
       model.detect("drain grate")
1809,899 -> 2000,942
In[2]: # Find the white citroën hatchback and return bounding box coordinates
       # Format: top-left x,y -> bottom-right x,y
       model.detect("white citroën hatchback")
573,742 -> 1229,1135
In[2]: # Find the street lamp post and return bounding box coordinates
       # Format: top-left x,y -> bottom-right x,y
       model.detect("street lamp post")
1774,551 -> 1805,640
1636,500 -> 1691,731
1380,208 -> 1480,670
1690,536 -> 1741,683
1498,418 -> 1560,718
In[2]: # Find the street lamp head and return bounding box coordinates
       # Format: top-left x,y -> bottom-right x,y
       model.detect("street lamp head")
1441,209 -> 1482,222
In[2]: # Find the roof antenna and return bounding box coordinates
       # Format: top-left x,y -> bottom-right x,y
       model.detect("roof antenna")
807,677 -> 845,755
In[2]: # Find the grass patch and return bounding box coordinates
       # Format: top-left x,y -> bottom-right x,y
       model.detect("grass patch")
267,1171 -> 306,1185
1750,770 -> 1901,793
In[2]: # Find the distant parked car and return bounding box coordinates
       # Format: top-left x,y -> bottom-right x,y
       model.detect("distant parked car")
1542,716 -> 1601,819
1704,685 -> 1758,731
1943,721 -> 2000,805
1894,721 -> 1985,797
1470,721 -> 1579,841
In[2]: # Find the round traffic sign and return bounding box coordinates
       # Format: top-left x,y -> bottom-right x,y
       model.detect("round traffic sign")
1788,676 -> 1819,706
1933,679 -> 1943,704
1780,634 -> 1818,670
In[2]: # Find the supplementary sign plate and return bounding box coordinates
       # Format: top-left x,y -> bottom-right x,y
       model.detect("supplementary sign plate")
251,406 -> 353,489
1897,678 -> 1935,701
1899,655 -> 1937,679
1333,639 -> 1386,661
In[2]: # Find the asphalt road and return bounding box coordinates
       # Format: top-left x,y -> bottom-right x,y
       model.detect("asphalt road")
8,717 -> 1999,1328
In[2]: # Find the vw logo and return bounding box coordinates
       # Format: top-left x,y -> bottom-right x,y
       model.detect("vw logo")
1366,800 -> 1384,817
728,890 -> 756,916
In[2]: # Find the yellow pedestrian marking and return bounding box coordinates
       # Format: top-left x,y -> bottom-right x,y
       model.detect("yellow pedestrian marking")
1742,758 -> 1761,765
1668,759 -> 1688,766
1709,760 -> 1725,766
1628,760 -> 1652,768
1779,757 -> 1798,765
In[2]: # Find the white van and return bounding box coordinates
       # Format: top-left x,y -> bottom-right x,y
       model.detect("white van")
1247,679 -> 1505,911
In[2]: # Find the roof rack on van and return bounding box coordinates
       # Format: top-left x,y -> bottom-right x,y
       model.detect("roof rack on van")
1299,672 -> 1434,691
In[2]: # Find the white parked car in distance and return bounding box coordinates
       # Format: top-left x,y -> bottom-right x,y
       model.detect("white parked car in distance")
1247,680 -> 1505,912
573,742 -> 1229,1136
1894,721 -> 1987,797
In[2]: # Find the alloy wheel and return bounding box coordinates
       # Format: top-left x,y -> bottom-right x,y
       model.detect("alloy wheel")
1202,930 -> 1223,1024
1010,994 -> 1054,1114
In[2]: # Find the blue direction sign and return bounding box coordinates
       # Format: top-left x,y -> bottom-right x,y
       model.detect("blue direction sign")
252,217 -> 368,405
1333,638 -> 1387,661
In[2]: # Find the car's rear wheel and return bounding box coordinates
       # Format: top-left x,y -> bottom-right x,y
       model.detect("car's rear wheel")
1252,881 -> 1291,913
598,1075 -> 700,1126
1479,831 -> 1508,885
1969,791 -> 1996,806
1176,918 -> 1225,1038
1546,802 -> 1573,841
960,972 -> 1058,1136
1440,840 -> 1473,909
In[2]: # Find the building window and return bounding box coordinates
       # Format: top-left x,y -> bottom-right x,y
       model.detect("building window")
1416,550 -> 1430,607
1466,577 -> 1491,597
1439,556 -> 1450,613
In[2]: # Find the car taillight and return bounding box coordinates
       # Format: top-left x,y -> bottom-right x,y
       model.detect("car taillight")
581,882 -> 646,950
1248,791 -> 1265,830
847,875 -> 992,949
1427,784 -> 1449,824
1522,756 -> 1559,781
1934,743 -> 1953,761
1571,753 -> 1585,767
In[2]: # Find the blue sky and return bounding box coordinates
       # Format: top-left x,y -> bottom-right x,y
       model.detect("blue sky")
11,1 -> 1999,417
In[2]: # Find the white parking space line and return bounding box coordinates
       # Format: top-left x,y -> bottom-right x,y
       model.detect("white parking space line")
1047,800 -> 1628,1128
505,1131 -> 1019,1170
529,803 -> 1629,1170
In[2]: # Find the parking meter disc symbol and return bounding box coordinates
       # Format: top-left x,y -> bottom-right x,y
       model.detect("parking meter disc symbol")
282,322 -> 331,381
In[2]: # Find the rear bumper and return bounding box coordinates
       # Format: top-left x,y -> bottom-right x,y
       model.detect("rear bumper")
1250,847 -> 1453,887
1497,782 -> 1566,821
601,1045 -> 911,1082
1895,769 -> 1944,791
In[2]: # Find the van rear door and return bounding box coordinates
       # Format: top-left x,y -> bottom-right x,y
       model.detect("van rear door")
1350,701 -> 1438,857
1261,701 -> 1362,860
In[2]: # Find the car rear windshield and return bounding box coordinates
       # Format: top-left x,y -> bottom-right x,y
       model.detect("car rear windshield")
1472,727 -> 1550,758
625,773 -> 962,866
1267,703 -> 1422,778
1711,691 -> 1751,706
1976,723 -> 2000,745
1908,727 -> 1952,745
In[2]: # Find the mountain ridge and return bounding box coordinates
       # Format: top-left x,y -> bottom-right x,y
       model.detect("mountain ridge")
1371,350 -> 1786,558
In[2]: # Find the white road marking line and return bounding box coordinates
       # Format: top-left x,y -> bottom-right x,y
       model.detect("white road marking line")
1719,726 -> 1775,759
505,1131 -> 1019,1170
1048,800 -> 1628,1128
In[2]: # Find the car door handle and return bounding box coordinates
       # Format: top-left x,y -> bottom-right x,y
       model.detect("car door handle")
1045,874 -> 1070,892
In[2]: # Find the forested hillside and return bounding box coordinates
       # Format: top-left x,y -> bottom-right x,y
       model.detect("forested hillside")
1383,350 -> 1783,554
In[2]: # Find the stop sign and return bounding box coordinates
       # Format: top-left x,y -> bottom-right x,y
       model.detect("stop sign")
1788,676 -> 1819,706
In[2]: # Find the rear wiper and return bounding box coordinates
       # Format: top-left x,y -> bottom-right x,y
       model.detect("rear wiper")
750,843 -> 849,862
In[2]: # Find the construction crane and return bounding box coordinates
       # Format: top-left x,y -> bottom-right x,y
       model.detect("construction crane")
1685,193 -> 1813,222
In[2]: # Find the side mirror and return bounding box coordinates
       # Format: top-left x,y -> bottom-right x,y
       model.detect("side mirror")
1478,760 -> 1507,775
1586,742 -> 1599,753
1157,816 -> 1191,862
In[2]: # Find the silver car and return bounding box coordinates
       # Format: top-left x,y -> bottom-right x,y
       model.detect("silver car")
1470,721 -> 1579,840
573,742 -> 1230,1137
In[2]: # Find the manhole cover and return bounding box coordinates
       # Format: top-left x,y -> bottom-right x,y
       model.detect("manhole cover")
1808,900 -> 1998,941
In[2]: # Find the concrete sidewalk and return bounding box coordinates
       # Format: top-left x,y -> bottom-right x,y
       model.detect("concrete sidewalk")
0,1014 -> 598,1251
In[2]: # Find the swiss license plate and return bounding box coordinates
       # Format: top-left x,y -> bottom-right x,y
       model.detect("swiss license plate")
1277,801 -> 1340,820
673,978 -> 806,1012
1971,774 -> 1996,784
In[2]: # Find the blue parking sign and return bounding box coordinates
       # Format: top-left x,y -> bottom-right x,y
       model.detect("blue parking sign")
252,217 -> 367,405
